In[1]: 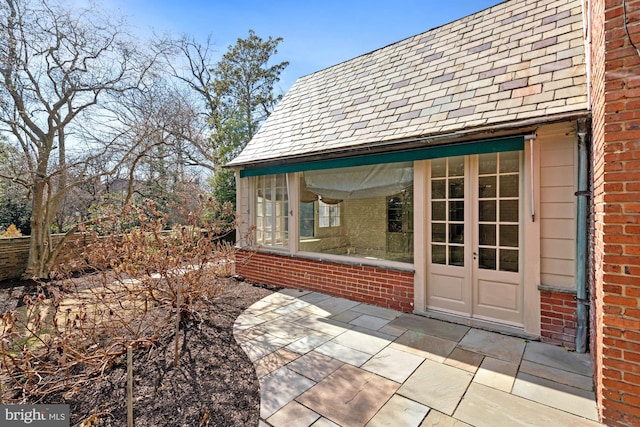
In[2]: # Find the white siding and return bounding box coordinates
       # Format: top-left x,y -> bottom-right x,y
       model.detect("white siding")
538,122 -> 578,289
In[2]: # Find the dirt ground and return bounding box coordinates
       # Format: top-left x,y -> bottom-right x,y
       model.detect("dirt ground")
0,276 -> 276,427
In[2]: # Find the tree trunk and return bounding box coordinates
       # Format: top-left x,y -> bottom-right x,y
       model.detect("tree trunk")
23,180 -> 50,279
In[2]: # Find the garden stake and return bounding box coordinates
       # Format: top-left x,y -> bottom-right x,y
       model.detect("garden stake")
127,345 -> 133,427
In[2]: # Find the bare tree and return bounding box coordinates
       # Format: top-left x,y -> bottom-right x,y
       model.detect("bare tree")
0,0 -> 160,278
160,34 -> 219,171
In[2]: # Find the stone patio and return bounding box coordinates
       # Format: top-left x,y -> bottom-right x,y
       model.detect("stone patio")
234,289 -> 604,427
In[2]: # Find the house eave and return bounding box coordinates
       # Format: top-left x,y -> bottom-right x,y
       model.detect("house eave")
227,110 -> 590,171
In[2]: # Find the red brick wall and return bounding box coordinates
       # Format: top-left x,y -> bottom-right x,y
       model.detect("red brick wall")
235,250 -> 415,313
590,0 -> 640,425
540,289 -> 577,350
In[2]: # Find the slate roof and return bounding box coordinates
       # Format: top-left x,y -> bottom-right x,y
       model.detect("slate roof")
228,0 -> 587,168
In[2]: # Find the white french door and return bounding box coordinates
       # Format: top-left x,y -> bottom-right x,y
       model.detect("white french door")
426,152 -> 523,326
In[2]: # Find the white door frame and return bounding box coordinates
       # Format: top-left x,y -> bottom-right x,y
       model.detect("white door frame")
413,142 -> 541,336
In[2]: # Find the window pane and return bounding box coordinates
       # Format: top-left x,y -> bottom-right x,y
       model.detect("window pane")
449,224 -> 464,244
263,182 -> 273,200
432,180 -> 446,199
432,201 -> 446,221
449,156 -> 465,177
432,245 -> 446,264
298,165 -> 413,262
500,200 -> 519,223
479,200 -> 496,222
449,246 -> 464,266
389,220 -> 402,233
449,201 -> 465,221
432,223 -> 446,242
479,224 -> 496,246
500,151 -> 519,173
500,175 -> 519,197
299,202 -> 315,238
275,174 -> 287,201
319,203 -> 329,228
432,158 -> 446,178
478,176 -> 496,198
479,248 -> 496,270
500,225 -> 519,247
449,178 -> 464,199
500,249 -> 519,272
479,153 -> 497,175
330,205 -> 341,227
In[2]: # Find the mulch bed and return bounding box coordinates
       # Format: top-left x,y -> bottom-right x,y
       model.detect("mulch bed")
0,276 -> 277,426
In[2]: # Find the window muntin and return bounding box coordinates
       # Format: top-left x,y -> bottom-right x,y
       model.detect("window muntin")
255,174 -> 288,247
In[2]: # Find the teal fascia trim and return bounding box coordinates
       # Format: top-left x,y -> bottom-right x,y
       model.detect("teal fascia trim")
239,136 -> 524,178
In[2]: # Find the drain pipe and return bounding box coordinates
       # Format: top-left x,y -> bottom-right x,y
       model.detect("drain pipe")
576,118 -> 590,353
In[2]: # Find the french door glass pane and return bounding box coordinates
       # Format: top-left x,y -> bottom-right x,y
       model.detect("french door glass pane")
449,246 -> 464,266
479,248 -> 497,270
449,224 -> 464,244
500,175 -> 519,197
500,200 -> 519,222
500,225 -> 519,247
432,180 -> 446,198
479,200 -> 496,222
432,223 -> 446,242
432,158 -> 446,178
500,151 -> 520,173
449,201 -> 465,221
479,153 -> 497,174
449,178 -> 465,198
432,244 -> 446,264
479,224 -> 496,246
500,249 -> 519,272
449,157 -> 465,176
479,176 -> 496,198
432,201 -> 446,221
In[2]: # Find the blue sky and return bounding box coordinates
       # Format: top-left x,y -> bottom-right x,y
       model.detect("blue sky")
109,0 -> 503,93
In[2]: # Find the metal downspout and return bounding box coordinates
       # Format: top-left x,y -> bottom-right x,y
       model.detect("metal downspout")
576,119 -> 590,353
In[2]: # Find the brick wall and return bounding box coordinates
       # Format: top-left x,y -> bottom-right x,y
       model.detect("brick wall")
235,250 -> 415,313
539,288 -> 577,350
590,0 -> 640,425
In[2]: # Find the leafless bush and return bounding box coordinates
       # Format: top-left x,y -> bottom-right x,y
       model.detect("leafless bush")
0,196 -> 237,402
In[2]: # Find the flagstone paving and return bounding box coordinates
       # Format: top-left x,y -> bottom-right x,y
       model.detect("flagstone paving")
234,289 -> 605,427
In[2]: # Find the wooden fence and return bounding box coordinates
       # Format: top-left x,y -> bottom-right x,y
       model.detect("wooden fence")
0,234 -> 93,281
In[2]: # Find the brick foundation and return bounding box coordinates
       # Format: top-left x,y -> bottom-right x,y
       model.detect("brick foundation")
539,288 -> 577,350
235,250 -> 415,313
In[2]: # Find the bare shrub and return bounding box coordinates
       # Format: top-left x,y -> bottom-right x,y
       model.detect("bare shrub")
0,196 -> 237,402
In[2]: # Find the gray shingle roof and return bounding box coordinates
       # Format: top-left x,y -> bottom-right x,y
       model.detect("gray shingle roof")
228,0 -> 587,168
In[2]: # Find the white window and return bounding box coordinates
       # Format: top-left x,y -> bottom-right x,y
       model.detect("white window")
319,200 -> 340,228
255,174 -> 288,247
